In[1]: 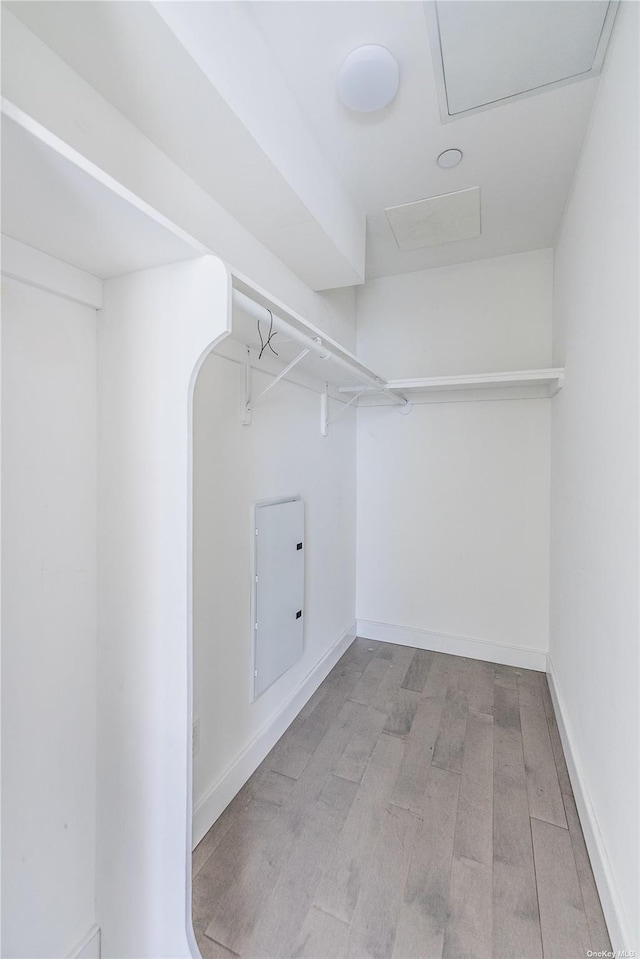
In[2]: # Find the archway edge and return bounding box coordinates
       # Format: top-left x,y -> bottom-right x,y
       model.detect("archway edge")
97,255 -> 230,958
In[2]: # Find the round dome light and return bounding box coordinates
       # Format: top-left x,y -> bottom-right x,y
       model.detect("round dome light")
437,148 -> 463,169
338,45 -> 400,113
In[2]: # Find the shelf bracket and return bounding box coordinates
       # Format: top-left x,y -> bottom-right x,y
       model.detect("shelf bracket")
321,384 -> 366,437
242,347 -> 252,425
244,347 -> 310,424
320,383 -> 329,437
338,385 -> 412,415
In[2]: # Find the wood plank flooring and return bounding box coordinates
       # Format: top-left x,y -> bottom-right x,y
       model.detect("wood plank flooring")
192,639 -> 610,959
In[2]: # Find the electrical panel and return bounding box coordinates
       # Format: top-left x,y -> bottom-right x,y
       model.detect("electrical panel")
253,497 -> 304,698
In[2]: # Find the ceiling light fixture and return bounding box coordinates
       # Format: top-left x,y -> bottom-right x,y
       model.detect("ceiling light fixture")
437,149 -> 463,168
338,45 -> 399,113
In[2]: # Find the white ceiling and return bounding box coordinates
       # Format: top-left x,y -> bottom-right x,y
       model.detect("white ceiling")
4,1 -> 611,286
246,1 -> 602,279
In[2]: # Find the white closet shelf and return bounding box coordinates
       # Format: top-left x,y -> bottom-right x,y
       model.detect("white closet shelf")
1,98 -> 206,279
228,284 -> 564,431
340,368 -> 565,403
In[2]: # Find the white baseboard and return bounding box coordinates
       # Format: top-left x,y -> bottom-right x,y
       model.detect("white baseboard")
67,925 -> 100,959
192,621 -> 357,848
547,656 -> 632,953
357,620 -> 547,672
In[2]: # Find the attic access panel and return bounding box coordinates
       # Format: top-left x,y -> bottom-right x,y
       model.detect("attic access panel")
425,0 -> 618,119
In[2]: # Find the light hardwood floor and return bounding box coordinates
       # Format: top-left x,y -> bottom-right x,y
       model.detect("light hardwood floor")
192,639 -> 610,959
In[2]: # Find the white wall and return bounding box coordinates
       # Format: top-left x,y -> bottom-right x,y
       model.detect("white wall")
192,346 -> 357,838
549,2 -> 639,950
316,285 -> 357,353
1,277 -> 97,958
0,16 -> 359,943
356,250 -> 553,662
356,249 -> 553,379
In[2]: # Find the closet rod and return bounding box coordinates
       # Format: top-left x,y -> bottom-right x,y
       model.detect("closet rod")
232,289 -> 409,409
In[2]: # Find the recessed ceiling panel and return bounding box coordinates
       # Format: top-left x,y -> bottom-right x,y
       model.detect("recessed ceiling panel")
428,0 -> 617,117
385,187 -> 481,251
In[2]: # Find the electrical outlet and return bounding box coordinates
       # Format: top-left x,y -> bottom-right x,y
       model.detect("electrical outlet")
192,716 -> 200,756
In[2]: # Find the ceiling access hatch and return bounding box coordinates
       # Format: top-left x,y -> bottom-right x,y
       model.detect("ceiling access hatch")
425,1 -> 619,120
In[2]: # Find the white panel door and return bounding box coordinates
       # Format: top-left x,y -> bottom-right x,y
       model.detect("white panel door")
254,498 -> 304,697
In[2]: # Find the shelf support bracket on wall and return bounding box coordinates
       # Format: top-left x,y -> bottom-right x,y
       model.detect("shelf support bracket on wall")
320,382 -> 328,437
234,286 -> 411,424
243,346 -> 310,424
321,383 -> 366,437
242,348 -> 252,425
